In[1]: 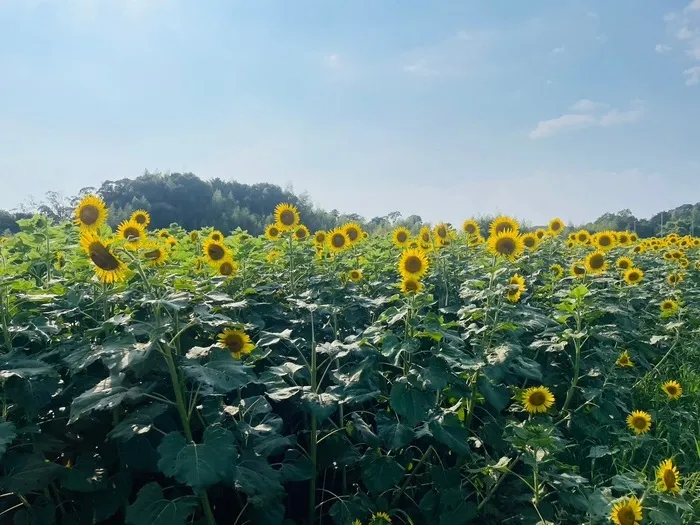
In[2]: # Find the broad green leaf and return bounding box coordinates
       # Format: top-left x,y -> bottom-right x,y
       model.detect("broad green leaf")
280,449 -> 314,482
5,375 -> 59,416
0,453 -> 63,494
125,482 -> 198,525
229,450 -> 284,501
301,391 -> 339,419
108,403 -> 169,442
0,421 -> 17,459
361,454 -> 404,494
429,414 -> 471,456
69,377 -> 145,424
348,413 -> 380,447
183,348 -> 256,393
390,378 -> 433,425
376,412 -> 414,450
59,453 -> 109,492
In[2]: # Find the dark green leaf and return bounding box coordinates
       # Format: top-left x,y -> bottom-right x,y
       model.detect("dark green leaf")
0,453 -> 63,494
389,378 -> 433,425
125,482 -> 198,525
376,412 -> 414,450
0,421 -> 17,459
69,377 -> 145,424
182,348 -> 256,394
108,403 -> 169,442
361,454 -> 404,494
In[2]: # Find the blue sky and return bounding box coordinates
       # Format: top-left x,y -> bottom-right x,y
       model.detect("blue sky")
1,0 -> 699,226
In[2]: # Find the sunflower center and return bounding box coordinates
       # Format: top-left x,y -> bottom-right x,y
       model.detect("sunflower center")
589,254 -> 605,269
495,237 -> 516,255
220,262 -> 234,275
523,237 -> 535,248
207,244 -> 225,261
599,236 -> 611,247
437,226 -> 447,238
629,271 -> 640,281
351,271 -> 360,279
620,356 -> 629,364
224,334 -> 243,352
465,225 -> 476,234
632,416 -> 647,430
619,235 -> 628,243
404,256 -> 423,274
79,205 -> 100,225
88,242 -> 120,271
295,229 -> 306,239
134,214 -> 147,225
123,227 -> 140,241
620,261 -> 630,269
551,222 -> 561,231
270,227 -> 279,237
662,302 -> 673,310
347,229 -> 359,241
145,249 -> 162,260
578,233 -> 587,242
617,507 -> 636,525
574,266 -> 585,275
663,469 -> 676,488
332,234 -> 346,248
397,231 -> 408,243
405,280 -> 418,292
666,385 -> 677,395
528,392 -> 546,406
280,210 -> 296,226
315,234 -> 325,243
421,233 -> 430,243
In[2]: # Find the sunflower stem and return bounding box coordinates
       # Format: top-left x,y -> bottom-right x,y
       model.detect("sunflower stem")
559,296 -> 583,416
308,309 -> 318,525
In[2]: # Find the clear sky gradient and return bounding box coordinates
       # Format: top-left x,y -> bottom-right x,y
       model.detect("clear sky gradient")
1,0 -> 699,226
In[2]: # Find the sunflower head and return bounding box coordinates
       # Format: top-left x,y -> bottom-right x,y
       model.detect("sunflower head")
369,512 -> 392,525
348,269 -> 363,282
535,229 -> 547,240
274,203 -> 300,230
400,277 -> 423,295
548,217 -> 564,235
623,268 -> 644,285
656,459 -> 681,493
79,231 -> 126,284
165,237 -> 178,248
217,257 -> 238,278
419,227 -> 432,246
660,299 -> 679,317
398,248 -> 429,279
74,195 -> 108,231
314,231 -> 327,245
462,220 -> 480,237
630,233 -> 639,243
584,251 -> 607,274
667,273 -> 684,286
506,274 -> 526,303
265,224 -> 282,241
434,223 -> 450,241
203,239 -> 229,263
267,250 -> 282,264
392,227 -> 411,247
116,219 -> 146,250
616,257 -> 633,270
550,264 -> 564,279
617,232 -> 630,245
217,328 -> 254,359
130,209 -> 151,227
294,225 -> 310,241
521,233 -> 539,251
521,386 -> 555,414
576,230 -> 591,244
142,242 -> 168,266
616,350 -> 634,367
489,216 -> 520,237
343,222 -> 363,244
190,231 -> 199,243
158,230 -> 171,239
570,262 -> 586,278
610,496 -> 643,525
594,231 -> 616,250
487,230 -> 524,262
626,410 -> 652,435
328,228 -> 350,252
661,380 -> 682,400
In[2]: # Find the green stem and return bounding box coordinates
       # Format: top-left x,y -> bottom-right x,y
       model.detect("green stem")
308,309 -> 318,525
559,303 -> 583,415
390,446 -> 434,507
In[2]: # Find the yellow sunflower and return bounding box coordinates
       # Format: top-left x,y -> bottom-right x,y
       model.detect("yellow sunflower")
626,410 -> 652,435
216,257 -> 238,278
521,233 -> 539,251
434,223 -> 451,243
142,242 -> 168,266
74,194 -> 108,231
203,239 -> 230,264
593,231 -> 616,251
274,203 -> 300,231
398,248 -> 429,280
617,231 -> 631,246
623,268 -> 644,285
462,219 -> 480,237
521,386 -> 555,414
130,209 -> 151,227
190,231 -> 199,243
548,217 -> 564,235
115,219 -> 146,250
313,231 -> 327,245
630,232 -> 639,243
400,277 -> 423,294
293,225 -> 310,241
550,264 -> 564,279
79,231 -> 126,284
348,269 -> 363,282
575,230 -> 591,244
535,228 -> 547,240
487,230 -> 524,262
208,230 -> 223,242
616,350 -> 634,367
265,224 -> 282,241
656,459 -> 681,493
328,228 -> 350,252
392,227 -> 411,248
506,274 -> 526,303
217,328 -> 254,359
610,496 -> 643,525
570,262 -> 586,278
267,250 -> 282,264
616,257 -> 633,270
343,222 -> 363,244
667,273 -> 683,286
661,380 -> 682,400
158,230 -> 170,239
419,226 -> 432,247
165,237 -> 178,249
369,512 -> 392,525
489,216 -> 520,236
584,251 -> 607,274
660,299 -> 679,317
679,258 -> 690,269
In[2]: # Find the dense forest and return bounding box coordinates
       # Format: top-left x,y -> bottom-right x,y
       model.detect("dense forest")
1,171 -> 699,238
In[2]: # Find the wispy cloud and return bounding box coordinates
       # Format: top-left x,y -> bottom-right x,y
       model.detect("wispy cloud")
570,99 -> 607,112
599,107 -> 644,127
403,59 -> 440,77
529,114 -> 596,139
551,46 -> 566,54
661,2 -> 700,83
655,44 -> 672,53
530,101 -> 644,139
684,65 -> 700,84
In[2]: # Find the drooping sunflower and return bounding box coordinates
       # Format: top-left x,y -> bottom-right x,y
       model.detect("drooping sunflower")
462,219 -> 480,237
610,496 -> 643,525
398,248 -> 429,280
130,209 -> 151,228
593,231 -> 616,251
267,250 -> 282,264
623,268 -> 644,285
274,203 -> 300,231
550,264 -> 564,279
142,242 -> 169,266
626,410 -> 652,435
203,239 -> 230,264
521,233 -> 539,251
584,251 -> 607,274
165,237 -> 178,249
575,230 -> 591,244
116,219 -> 146,250
566,240 -> 575,249
660,299 -> 679,317
343,223 -> 363,244
216,257 -> 238,278
79,231 -> 126,284
74,194 -> 108,231
616,257 -> 633,270
661,380 -> 682,400
369,512 -> 392,525
400,276 -> 423,294
667,273 -> 684,286
293,225 -> 310,242
616,350 -> 634,367
265,224 -> 282,241
190,231 -> 199,243
217,328 -> 254,359
348,269 -> 363,282
487,230 -> 524,262
392,227 -> 411,248
489,216 -> 520,236
570,261 -> 586,278
548,217 -> 564,235
521,386 -> 555,414
468,234 -> 485,247
506,274 -> 526,303
313,231 -> 327,246
328,228 -> 350,252
656,459 -> 681,493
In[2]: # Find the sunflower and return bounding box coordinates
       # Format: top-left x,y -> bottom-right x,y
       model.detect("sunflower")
593,231 -> 616,251
468,234 -> 485,247
348,269 -> 363,282
535,229 -> 547,240
194,257 -> 205,272
632,245 -> 643,254
616,257 -> 633,270
679,258 -> 690,269
79,231 -> 126,284
489,216 -> 520,236
617,232 -> 630,246
570,262 -> 586,278
115,219 -> 146,250
165,237 -> 178,249
158,230 -> 170,239
293,225 -> 310,241
626,410 -> 652,435
548,217 -> 564,235
142,242 -> 168,266
521,386 -> 555,414
130,209 -> 151,227
575,230 -> 591,244
550,264 -> 564,279
434,223 -> 450,243
274,203 -> 300,231
582,251 -> 606,274
328,228 -> 350,252
369,512 -> 392,525
616,350 -> 634,367
217,328 -> 254,359
190,231 -> 199,243
630,233 -> 639,243
521,233 -> 539,251
74,194 -> 108,231
661,380 -> 682,400
313,231 -> 327,245
623,268 -> 644,285
216,257 -> 238,278
267,250 -> 281,264
343,223 -> 363,244
400,277 -> 423,294
656,459 -> 681,493
462,219 -> 480,237
566,240 -> 575,249
506,274 -> 526,303
667,273 -> 683,286
203,239 -> 230,264
660,299 -> 679,317
399,248 -> 429,279
55,251 -> 65,269
265,224 -> 282,241
419,226 -> 432,246
208,230 -> 223,242
568,233 -> 577,242
610,496 -> 643,525
392,227 -> 411,247
487,230 -> 524,262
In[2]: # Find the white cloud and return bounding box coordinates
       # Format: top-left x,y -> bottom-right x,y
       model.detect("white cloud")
402,59 -> 439,77
684,65 -> 700,84
530,100 -> 645,139
529,114 -> 597,139
687,0 -> 700,10
570,99 -> 607,112
599,108 -> 644,127
677,26 -> 694,40
655,44 -> 672,53
551,46 -> 566,54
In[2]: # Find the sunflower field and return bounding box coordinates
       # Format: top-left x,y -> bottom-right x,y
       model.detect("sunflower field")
1,197 -> 700,525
